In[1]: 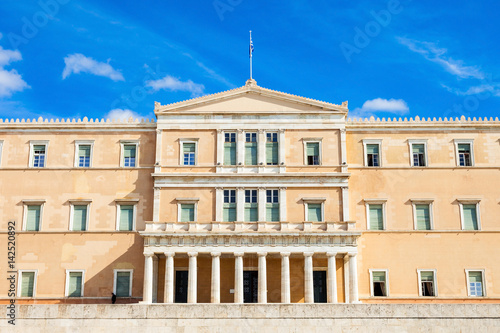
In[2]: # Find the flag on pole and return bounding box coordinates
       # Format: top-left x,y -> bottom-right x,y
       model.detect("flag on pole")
249,34 -> 254,58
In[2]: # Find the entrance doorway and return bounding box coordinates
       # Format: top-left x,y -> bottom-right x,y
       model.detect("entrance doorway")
243,270 -> 258,303
175,270 -> 188,303
313,270 -> 327,303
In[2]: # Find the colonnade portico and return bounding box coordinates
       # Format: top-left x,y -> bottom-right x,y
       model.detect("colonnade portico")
142,248 -> 359,304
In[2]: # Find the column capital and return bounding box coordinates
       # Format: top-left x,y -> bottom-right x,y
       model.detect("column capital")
348,252 -> 357,257
164,252 -> 175,258
237,129 -> 244,133
188,252 -> 198,257
304,252 -> 314,257
257,252 -> 267,257
279,187 -> 287,191
144,253 -> 155,258
258,129 -> 265,133
156,129 -> 162,134
278,129 -> 285,133
234,252 -> 244,257
237,187 -> 245,191
280,252 -> 291,257
215,187 -> 223,191
217,129 -> 223,133
326,252 -> 338,258
210,252 -> 222,257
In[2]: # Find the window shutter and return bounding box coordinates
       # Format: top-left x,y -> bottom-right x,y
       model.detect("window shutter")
68,272 -> 82,297
183,143 -> 195,153
307,203 -> 322,222
463,204 -> 478,230
79,145 -> 90,157
245,204 -> 258,222
266,142 -> 278,164
420,271 -> 434,281
180,204 -> 195,222
469,272 -> 482,283
124,145 -> 135,158
26,205 -> 41,231
116,272 -> 130,297
245,143 -> 257,165
73,205 -> 87,231
366,144 -> 379,154
21,272 -> 35,297
415,204 -> 431,230
119,205 -> 134,231
412,144 -> 425,154
369,204 -> 384,230
306,143 -> 319,156
458,144 -> 470,153
372,272 -> 386,282
266,203 -> 279,221
223,205 -> 236,222
224,143 -> 236,165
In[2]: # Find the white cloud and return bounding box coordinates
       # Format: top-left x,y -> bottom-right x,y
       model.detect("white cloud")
105,108 -> 141,121
62,53 -> 124,81
146,75 -> 204,97
349,98 -> 409,118
0,45 -> 30,98
442,84 -> 500,97
397,37 -> 485,80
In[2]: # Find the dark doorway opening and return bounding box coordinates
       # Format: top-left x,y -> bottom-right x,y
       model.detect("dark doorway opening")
313,270 -> 327,303
175,270 -> 188,303
243,270 -> 258,303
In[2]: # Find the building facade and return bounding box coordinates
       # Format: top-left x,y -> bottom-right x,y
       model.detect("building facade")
1,80 -> 499,304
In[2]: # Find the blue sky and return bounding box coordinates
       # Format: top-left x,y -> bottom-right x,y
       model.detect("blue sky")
0,0 -> 499,120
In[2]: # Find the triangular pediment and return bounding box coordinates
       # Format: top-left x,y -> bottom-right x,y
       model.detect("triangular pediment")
155,80 -> 348,114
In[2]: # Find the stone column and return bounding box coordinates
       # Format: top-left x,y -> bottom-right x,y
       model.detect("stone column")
258,252 -> 267,303
216,130 -> 223,165
278,129 -> 286,165
279,187 -> 287,222
327,252 -> 338,303
237,129 -> 245,165
215,187 -> 223,222
304,252 -> 314,303
281,252 -> 291,303
188,252 -> 198,304
258,130 -> 265,165
211,252 -> 221,303
234,252 -> 244,304
258,187 -> 266,221
152,255 -> 159,303
343,254 -> 350,304
142,253 -> 154,303
164,252 -> 174,303
236,187 -> 245,222
341,187 -> 350,222
349,253 -> 359,303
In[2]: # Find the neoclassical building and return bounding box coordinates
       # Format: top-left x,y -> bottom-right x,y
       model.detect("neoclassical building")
1,80 -> 499,304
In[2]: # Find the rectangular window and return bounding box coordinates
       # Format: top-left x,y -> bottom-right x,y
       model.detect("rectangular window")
307,203 -> 322,222
368,204 -> 384,230
245,133 -> 258,165
412,144 -> 426,167
467,271 -> 484,297
118,205 -> 134,231
366,144 -> 380,167
123,144 -> 137,167
77,145 -> 91,167
462,204 -> 479,230
419,271 -> 436,297
415,204 -> 431,230
371,271 -> 388,297
266,132 -> 278,165
306,142 -> 320,165
72,205 -> 88,231
32,145 -> 46,167
244,190 -> 258,222
223,190 -> 236,222
114,270 -> 132,297
183,143 -> 196,166
266,189 -> 279,221
180,203 -> 195,222
457,143 -> 472,166
66,271 -> 84,297
224,133 -> 236,166
26,205 -> 41,231
19,271 -> 36,297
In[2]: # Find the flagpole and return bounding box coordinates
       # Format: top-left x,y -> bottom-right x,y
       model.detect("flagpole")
249,30 -> 253,80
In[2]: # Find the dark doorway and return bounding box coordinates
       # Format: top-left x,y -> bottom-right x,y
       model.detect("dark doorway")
243,271 -> 258,303
175,270 -> 188,303
313,271 -> 327,303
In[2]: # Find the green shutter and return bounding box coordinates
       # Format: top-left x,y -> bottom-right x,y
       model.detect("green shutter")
412,144 -> 425,154
21,272 -> 35,297
224,143 -> 236,165
463,205 -> 478,230
119,205 -> 134,231
369,204 -> 384,230
372,271 -> 386,282
116,272 -> 130,297
266,203 -> 279,221
79,145 -> 91,157
307,203 -> 322,222
26,205 -> 41,231
223,205 -> 236,222
366,144 -> 379,154
458,144 -> 470,153
469,271 -> 482,283
73,205 -> 87,231
244,204 -> 258,222
183,143 -> 195,153
266,143 -> 278,164
420,271 -> 434,281
245,143 -> 258,165
68,272 -> 83,297
306,143 -> 319,157
180,204 -> 195,222
415,204 -> 431,230
124,145 -> 136,158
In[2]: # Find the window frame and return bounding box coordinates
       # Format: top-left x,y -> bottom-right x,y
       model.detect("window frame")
364,199 -> 387,230
465,269 -> 486,297
302,138 -> 322,166
265,131 -> 279,166
120,140 -> 139,168
458,200 -> 481,231
303,198 -> 326,222
411,200 -> 434,230
65,269 -> 85,297
222,189 -> 237,222
244,189 -> 259,222
115,200 -> 138,231
176,198 -> 199,222
362,139 -> 382,167
454,139 -> 474,167
244,132 -> 258,166
265,189 -> 280,222
179,138 -> 199,166
29,140 -> 49,168
74,140 -> 94,168
17,269 -> 37,298
69,200 -> 91,231
223,131 -> 237,166
417,269 -> 437,297
113,269 -> 133,297
408,139 -> 428,167
22,200 -> 45,231
369,269 -> 389,297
